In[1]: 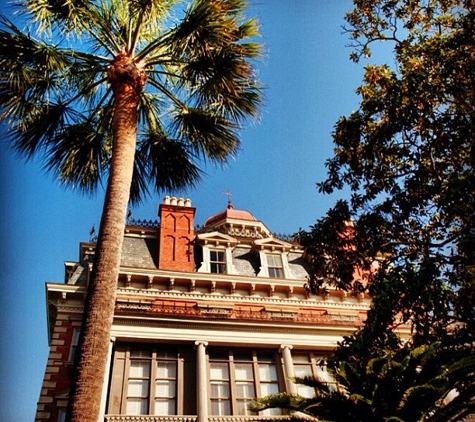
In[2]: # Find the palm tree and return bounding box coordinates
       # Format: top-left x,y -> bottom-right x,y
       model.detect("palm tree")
250,343 -> 475,422
0,1 -> 261,421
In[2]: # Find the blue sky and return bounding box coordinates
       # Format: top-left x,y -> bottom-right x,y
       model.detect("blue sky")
0,1 -> 378,420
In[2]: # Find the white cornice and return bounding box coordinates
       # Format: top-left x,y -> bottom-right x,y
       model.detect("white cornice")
115,287 -> 370,311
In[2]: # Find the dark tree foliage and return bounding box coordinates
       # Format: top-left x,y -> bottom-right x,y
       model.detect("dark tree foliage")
250,342 -> 475,422
299,0 -> 475,364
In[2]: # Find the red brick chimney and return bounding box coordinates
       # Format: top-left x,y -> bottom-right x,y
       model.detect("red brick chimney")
158,196 -> 195,271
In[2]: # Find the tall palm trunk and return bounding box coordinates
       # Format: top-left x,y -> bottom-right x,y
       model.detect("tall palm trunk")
67,55 -> 144,422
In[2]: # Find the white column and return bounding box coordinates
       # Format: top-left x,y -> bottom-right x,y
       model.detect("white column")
195,341 -> 209,422
279,344 -> 297,395
98,337 -> 116,422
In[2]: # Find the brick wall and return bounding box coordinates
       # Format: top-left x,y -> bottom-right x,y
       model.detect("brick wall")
35,310 -> 82,422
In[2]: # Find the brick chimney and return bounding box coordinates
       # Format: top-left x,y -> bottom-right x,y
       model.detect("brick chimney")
158,196 -> 195,271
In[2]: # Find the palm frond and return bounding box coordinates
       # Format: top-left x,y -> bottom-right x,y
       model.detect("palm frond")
23,0 -> 94,33
130,131 -> 202,204
44,121 -> 109,192
0,18 -> 73,99
126,0 -> 178,51
399,384 -> 446,419
249,393 -> 306,413
182,42 -> 261,121
336,361 -> 365,394
8,102 -> 80,158
137,91 -> 165,132
172,106 -> 239,162
293,376 -> 333,394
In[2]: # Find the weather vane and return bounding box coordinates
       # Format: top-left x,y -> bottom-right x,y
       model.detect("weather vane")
222,189 -> 233,208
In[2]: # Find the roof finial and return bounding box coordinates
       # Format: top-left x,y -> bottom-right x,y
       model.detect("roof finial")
223,189 -> 233,209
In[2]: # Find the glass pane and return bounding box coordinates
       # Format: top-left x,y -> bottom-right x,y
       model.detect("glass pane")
126,398 -> 148,415
234,351 -> 252,361
211,382 -> 230,397
210,250 -> 225,261
210,262 -> 226,273
261,407 -> 282,416
209,350 -> 228,360
316,366 -> 334,382
130,348 -> 151,358
156,380 -> 176,396
259,363 -> 277,381
236,399 -> 255,416
236,381 -> 255,397
157,361 -> 176,378
293,355 -> 310,363
128,379 -> 149,396
154,398 -> 176,415
294,365 -> 313,378
210,399 -> 231,415
130,361 -> 150,377
268,267 -> 283,278
235,363 -> 253,380
267,254 -> 282,266
257,352 -> 274,362
157,351 -> 176,359
297,384 -> 315,399
210,363 -> 229,379
261,382 -> 279,395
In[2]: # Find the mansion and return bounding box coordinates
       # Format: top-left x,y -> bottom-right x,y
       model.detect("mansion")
35,197 -> 371,422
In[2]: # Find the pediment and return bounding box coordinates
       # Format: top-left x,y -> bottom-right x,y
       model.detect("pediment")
252,237 -> 293,252
196,231 -> 238,247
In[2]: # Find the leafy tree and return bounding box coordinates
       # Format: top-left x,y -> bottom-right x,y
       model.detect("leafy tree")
250,342 -> 475,422
297,0 -> 475,417
299,0 -> 475,352
0,1 -> 261,421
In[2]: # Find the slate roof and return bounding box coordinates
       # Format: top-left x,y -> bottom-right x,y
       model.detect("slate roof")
121,236 -> 158,269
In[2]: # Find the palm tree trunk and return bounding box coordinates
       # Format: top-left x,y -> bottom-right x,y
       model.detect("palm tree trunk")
67,79 -> 139,422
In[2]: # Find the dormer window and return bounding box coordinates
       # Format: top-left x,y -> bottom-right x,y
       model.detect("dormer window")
266,254 -> 284,278
210,250 -> 226,274
196,232 -> 238,275
253,238 -> 294,279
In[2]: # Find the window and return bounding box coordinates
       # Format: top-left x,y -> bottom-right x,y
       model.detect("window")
210,250 -> 226,274
266,254 -> 283,278
108,344 -> 197,416
69,328 -> 81,362
57,409 -> 66,422
292,353 -> 336,398
125,347 -> 179,415
208,350 -> 282,416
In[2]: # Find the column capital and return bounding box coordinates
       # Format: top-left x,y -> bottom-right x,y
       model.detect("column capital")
195,340 -> 209,348
279,344 -> 293,352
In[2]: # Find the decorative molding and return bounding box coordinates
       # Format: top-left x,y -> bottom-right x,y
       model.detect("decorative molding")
112,316 -> 356,338
115,287 -> 369,311
105,417 -> 288,422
